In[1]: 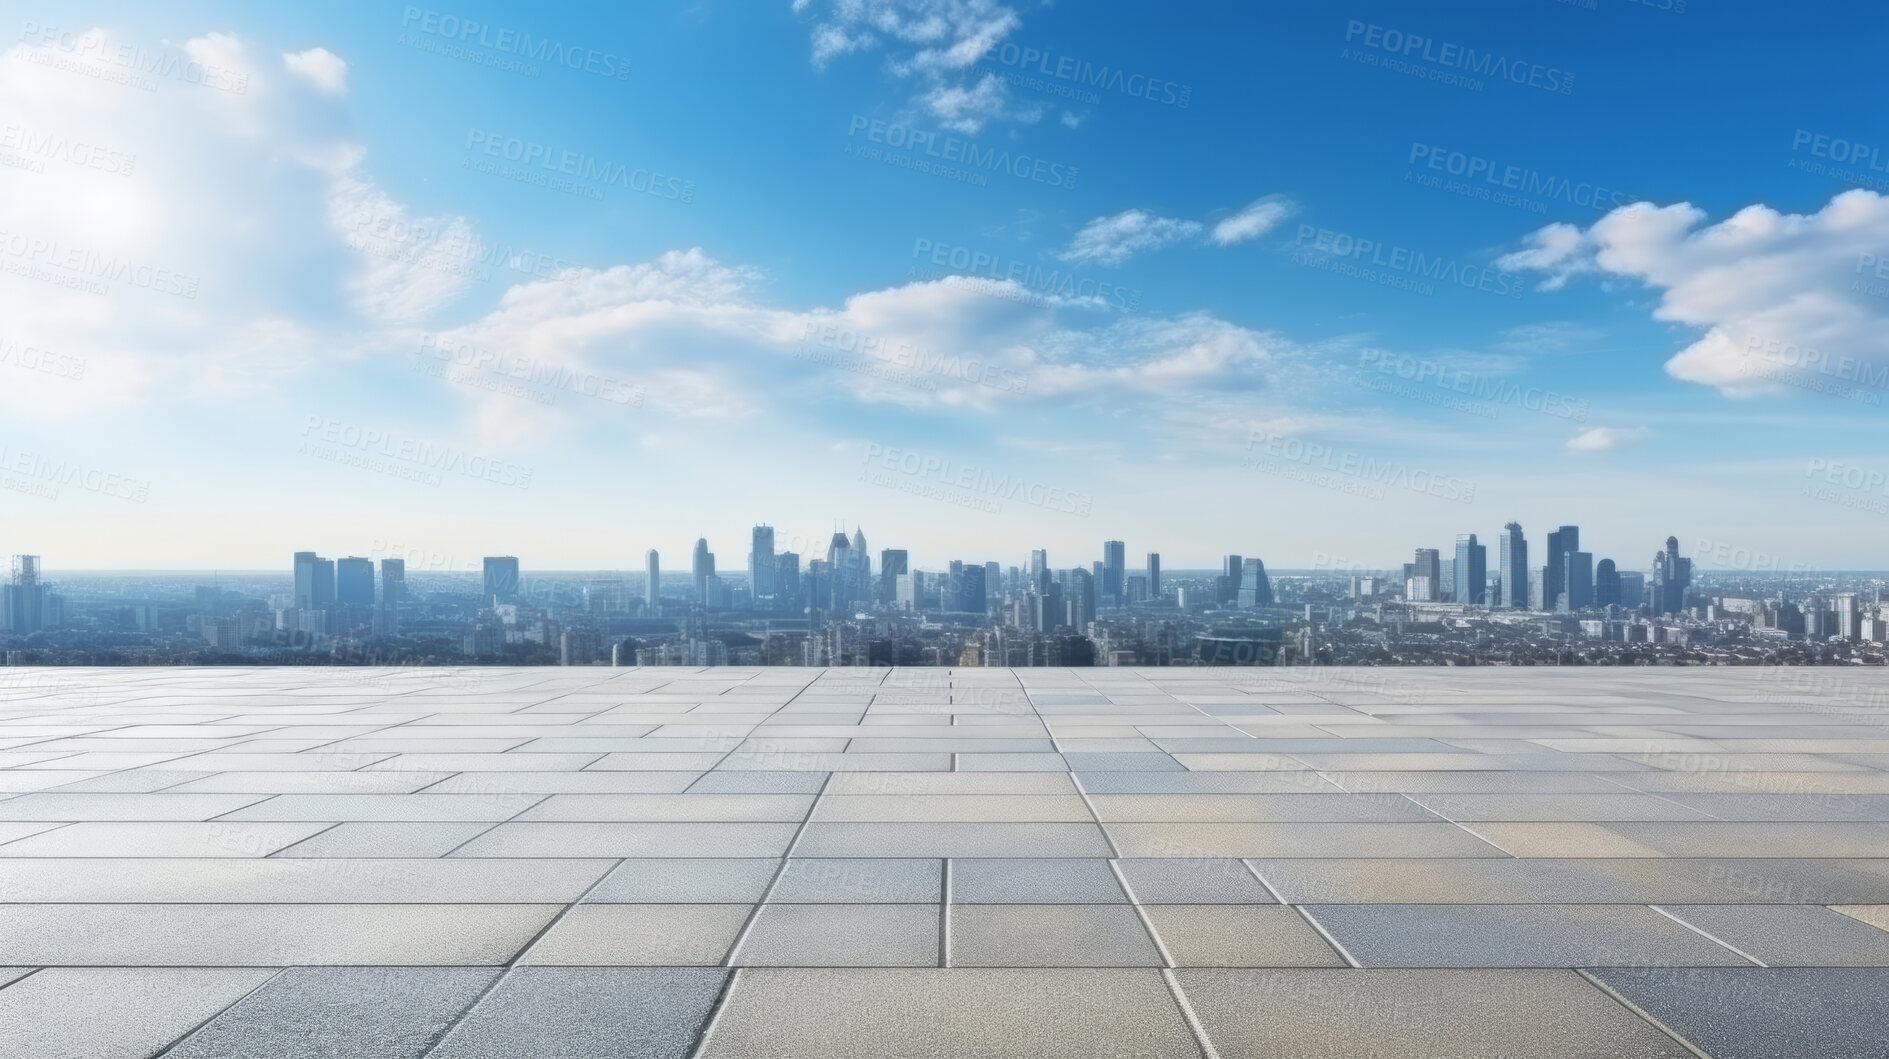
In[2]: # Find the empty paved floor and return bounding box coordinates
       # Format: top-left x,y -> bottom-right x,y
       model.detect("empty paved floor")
2,665 -> 1888,1057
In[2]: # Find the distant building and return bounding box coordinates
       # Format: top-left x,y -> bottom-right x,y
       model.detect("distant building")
1238,558 -> 1273,608
749,525 -> 775,602
336,557 -> 375,607
482,556 -> 520,604
1497,522 -> 1527,608
1454,534 -> 1487,605
1147,553 -> 1161,598
1650,536 -> 1692,615
693,538 -> 714,604
645,550 -> 661,609
879,549 -> 908,605
1102,540 -> 1126,603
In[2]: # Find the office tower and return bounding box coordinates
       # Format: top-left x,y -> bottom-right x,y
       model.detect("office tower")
879,549 -> 908,605
4,555 -> 47,635
1222,554 -> 1243,606
1438,559 -> 1455,603
807,559 -> 833,615
1497,522 -> 1526,608
1650,536 -> 1692,615
959,563 -> 988,613
1454,535 -> 1486,605
944,561 -> 965,613
1102,540 -> 1126,602
482,556 -> 520,604
985,562 -> 1002,605
776,551 -> 801,610
336,557 -> 375,607
1561,552 -> 1594,612
378,559 -> 405,635
1068,567 -> 1095,627
1147,553 -> 1161,598
1091,561 -> 1104,601
1124,575 -> 1149,604
1595,559 -> 1620,606
1238,558 -> 1272,608
293,551 -> 321,609
1413,549 -> 1441,602
824,532 -> 853,610
1030,549 -> 1048,587
313,558 -> 336,606
693,538 -> 714,604
645,550 -> 661,609
750,525 -> 775,602
1835,593 -> 1862,640
1038,581 -> 1064,629
1617,571 -> 1645,609
1545,525 -> 1578,611
1531,565 -> 1549,611
895,573 -> 918,611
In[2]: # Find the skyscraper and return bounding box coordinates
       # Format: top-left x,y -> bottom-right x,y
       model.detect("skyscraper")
1413,549 -> 1441,602
1650,536 -> 1692,615
879,549 -> 908,605
482,556 -> 520,604
960,563 -> 988,614
645,549 -> 661,609
1454,534 -> 1486,605
825,532 -> 853,610
378,558 -> 405,635
776,551 -> 800,610
293,551 -> 321,609
1147,553 -> 1161,598
749,525 -> 775,602
1545,526 -> 1578,612
1222,554 -> 1243,606
1102,540 -> 1125,603
1595,558 -> 1620,606
1068,567 -> 1095,627
1562,551 -> 1594,612
852,528 -> 870,598
1030,549 -> 1048,587
336,557 -> 375,607
1497,522 -> 1527,609
3,555 -> 48,635
693,538 -> 714,604
1238,558 -> 1273,608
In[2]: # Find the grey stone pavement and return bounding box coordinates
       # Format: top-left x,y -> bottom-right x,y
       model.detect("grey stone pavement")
2,666 -> 1889,1057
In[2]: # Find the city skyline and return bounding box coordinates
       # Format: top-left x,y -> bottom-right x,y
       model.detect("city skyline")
7,5 -> 1889,569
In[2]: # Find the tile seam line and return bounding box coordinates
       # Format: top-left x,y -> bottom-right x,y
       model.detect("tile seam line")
1159,966 -> 1222,1059
150,965 -> 292,1058
684,966 -> 742,1059
1572,968 -> 1714,1059
1646,904 -> 1769,966
1108,857 -> 1174,968
722,770 -> 835,967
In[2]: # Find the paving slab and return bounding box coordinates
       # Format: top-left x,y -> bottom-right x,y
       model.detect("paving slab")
425,966 -> 727,1059
1585,967 -> 1889,1059
0,967 -> 277,1059
162,966 -> 500,1059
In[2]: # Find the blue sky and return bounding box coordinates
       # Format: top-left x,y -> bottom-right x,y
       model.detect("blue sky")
5,0 -> 1889,572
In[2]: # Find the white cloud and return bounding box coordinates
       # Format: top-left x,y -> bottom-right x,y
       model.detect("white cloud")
794,0 -> 1026,133
1500,191 -> 1889,396
1059,210 -> 1203,267
1565,426 -> 1648,453
1210,196 -> 1294,246
282,47 -> 347,94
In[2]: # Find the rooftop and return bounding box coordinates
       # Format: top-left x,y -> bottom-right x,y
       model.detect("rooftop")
2,665 -> 1888,1057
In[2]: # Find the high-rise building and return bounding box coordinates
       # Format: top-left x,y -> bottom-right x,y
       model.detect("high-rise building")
749,525 -> 775,602
1147,553 -> 1161,598
1238,558 -> 1273,608
293,551 -> 321,609
1413,549 -> 1441,602
1617,571 -> 1645,609
1561,551 -> 1594,612
645,550 -> 661,609
378,558 -> 405,635
960,563 -> 988,614
1595,559 -> 1620,606
1068,567 -> 1096,627
984,562 -> 1002,606
879,549 -> 908,605
1545,526 -> 1578,611
895,573 -> 918,611
1222,554 -> 1243,606
776,551 -> 800,610
1029,549 -> 1048,587
944,560 -> 965,613
693,538 -> 714,604
1497,522 -> 1527,608
1102,541 -> 1126,602
825,532 -> 854,611
336,557 -> 375,607
1454,534 -> 1487,605
482,556 -> 520,604
1650,536 -> 1692,615
3,555 -> 50,635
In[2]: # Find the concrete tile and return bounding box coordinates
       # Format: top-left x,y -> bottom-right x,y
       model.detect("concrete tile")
450,822 -> 799,858
771,858 -> 941,903
701,968 -> 1199,1058
587,858 -> 779,903
0,821 -> 330,857
1307,903 -> 1756,967
1145,905 -> 1345,967
0,792 -> 269,821
950,858 -> 1126,903
1174,968 -> 1694,1058
1253,857 -> 1889,904
1660,904 -> 1889,965
166,770 -> 455,794
950,905 -> 1160,967
811,794 -> 1092,823
0,857 -> 614,902
1115,857 -> 1277,903
220,793 -> 539,822
795,822 -> 1113,858
514,794 -> 813,822
0,903 -> 561,965
1089,793 -> 1435,823
733,903 -> 938,966
824,771 -> 1075,795
163,966 -> 499,1059
1106,822 -> 1506,859
0,967 -> 277,1059
426,771 -> 701,794
1060,752 -> 1184,772
272,821 -> 496,858
1404,793 -> 1716,822
1586,967 -> 1889,1059
427,966 -> 726,1059
686,771 -> 829,793
521,904 -> 750,965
